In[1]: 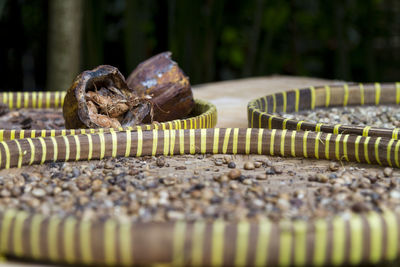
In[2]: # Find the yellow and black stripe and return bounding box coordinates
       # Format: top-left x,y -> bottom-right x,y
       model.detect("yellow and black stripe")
0,84 -> 399,266
0,128 -> 398,169
0,127 -> 398,265
0,91 -> 66,109
0,208 -> 398,266
0,92 -> 217,141
248,82 -> 400,139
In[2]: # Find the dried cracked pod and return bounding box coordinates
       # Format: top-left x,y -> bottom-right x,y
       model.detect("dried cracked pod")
63,65 -> 151,129
126,52 -> 194,123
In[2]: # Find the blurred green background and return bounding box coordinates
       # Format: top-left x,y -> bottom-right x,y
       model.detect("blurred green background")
0,0 -> 399,92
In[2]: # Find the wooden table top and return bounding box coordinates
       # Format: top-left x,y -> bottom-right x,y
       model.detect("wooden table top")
1,75 -> 334,267
193,75 -> 332,128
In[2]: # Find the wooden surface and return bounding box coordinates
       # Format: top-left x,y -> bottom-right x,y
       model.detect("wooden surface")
1,75 -> 335,267
193,75 -> 333,128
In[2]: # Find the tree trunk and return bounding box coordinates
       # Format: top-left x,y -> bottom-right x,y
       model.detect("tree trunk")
46,0 -> 83,91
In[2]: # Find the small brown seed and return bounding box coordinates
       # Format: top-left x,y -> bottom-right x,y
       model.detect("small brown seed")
230,182 -> 239,189
272,166 -> 283,174
254,161 -> 262,168
0,189 -> 10,197
214,174 -> 227,182
256,174 -> 268,180
341,173 -> 353,184
377,172 -> 385,179
228,162 -> 236,168
79,196 -> 90,206
167,210 -> 185,220
202,189 -> 214,200
374,187 -> 385,195
242,179 -> 252,185
384,167 -> 393,177
316,173 -> 329,183
162,177 -> 176,186
293,190 -> 305,199
156,157 -> 165,167
329,162 -> 340,171
175,166 -> 187,170
53,187 -> 62,195
214,160 -> 223,166
129,169 -> 140,175
351,202 -> 370,213
112,169 -> 122,176
223,156 -> 232,164
266,168 -> 275,175
228,169 -> 241,179
264,159 -> 273,167
32,188 -> 46,198
92,179 -> 103,191
277,198 -> 290,211
11,187 -> 21,197
27,198 -> 40,208
243,161 -> 255,170
366,175 -> 377,184
191,190 -> 202,199
5,181 -> 14,191
360,177 -> 371,185
77,176 -> 91,190
359,182 -> 371,189
308,176 -> 317,182
104,160 -> 114,169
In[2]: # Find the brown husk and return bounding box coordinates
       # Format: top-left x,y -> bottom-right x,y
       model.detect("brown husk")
63,65 -> 151,129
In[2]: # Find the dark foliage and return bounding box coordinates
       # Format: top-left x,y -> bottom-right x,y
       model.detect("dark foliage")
0,0 -> 399,91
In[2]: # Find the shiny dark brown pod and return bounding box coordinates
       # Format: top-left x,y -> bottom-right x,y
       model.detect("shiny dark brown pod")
127,51 -> 194,123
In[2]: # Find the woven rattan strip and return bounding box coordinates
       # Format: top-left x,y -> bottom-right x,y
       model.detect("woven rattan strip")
0,85 -> 399,266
